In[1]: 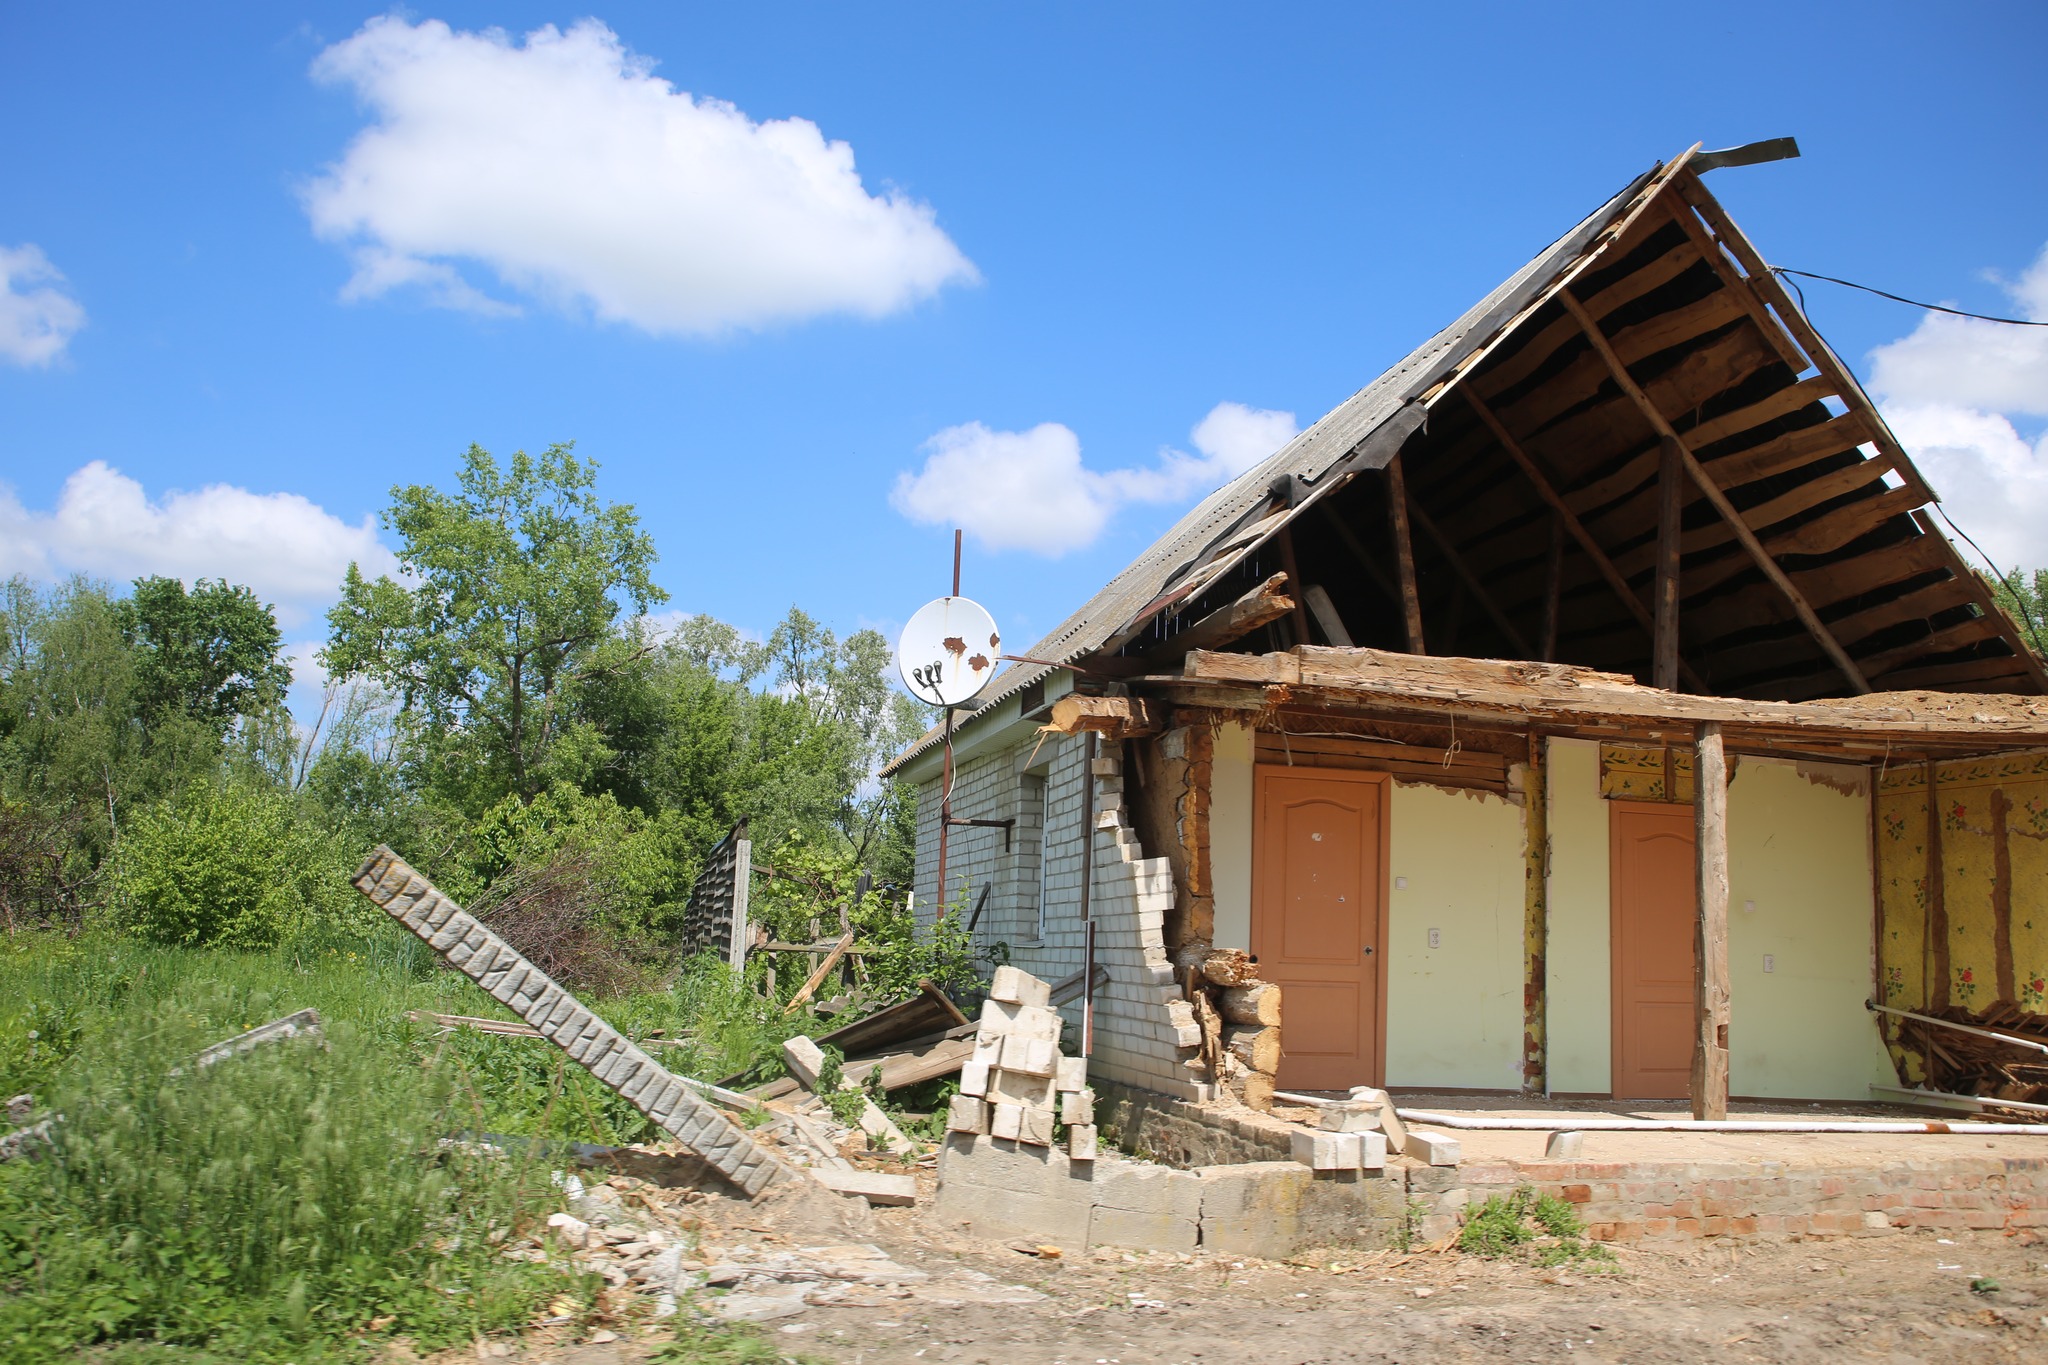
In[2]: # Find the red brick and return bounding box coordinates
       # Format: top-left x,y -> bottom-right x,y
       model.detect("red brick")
1563,1184 -> 1592,1203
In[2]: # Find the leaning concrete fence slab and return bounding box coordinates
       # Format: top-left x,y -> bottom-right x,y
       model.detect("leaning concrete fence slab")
351,845 -> 787,1197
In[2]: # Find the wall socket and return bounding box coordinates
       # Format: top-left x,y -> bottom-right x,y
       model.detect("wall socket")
1428,927 -> 1442,949
1763,953 -> 1775,974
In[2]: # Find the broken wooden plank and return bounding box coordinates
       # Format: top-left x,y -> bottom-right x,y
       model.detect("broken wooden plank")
810,1167 -> 917,1206
785,928 -> 857,1014
1049,693 -> 1162,738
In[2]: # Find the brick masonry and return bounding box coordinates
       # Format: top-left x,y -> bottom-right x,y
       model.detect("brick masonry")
916,734 -> 1206,1102
351,845 -> 787,1197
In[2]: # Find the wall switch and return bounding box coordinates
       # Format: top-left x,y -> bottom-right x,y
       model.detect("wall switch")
1395,876 -> 1409,890
1428,927 -> 1442,949
1763,954 -> 1775,973
1743,899 -> 1757,914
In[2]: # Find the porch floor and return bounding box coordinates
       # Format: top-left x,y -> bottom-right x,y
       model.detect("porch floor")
1368,1089 -> 2048,1168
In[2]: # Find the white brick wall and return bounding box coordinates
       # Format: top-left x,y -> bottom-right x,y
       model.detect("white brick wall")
914,735 -> 1203,1101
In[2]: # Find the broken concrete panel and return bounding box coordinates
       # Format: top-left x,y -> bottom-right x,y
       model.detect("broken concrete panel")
934,1134 -> 1092,1250
1195,1162 -> 1315,1258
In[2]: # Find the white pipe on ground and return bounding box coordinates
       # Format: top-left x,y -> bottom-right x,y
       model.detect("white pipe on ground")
1394,1108 -> 2048,1136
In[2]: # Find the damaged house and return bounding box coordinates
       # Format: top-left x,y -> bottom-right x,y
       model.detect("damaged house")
882,143 -> 2048,1125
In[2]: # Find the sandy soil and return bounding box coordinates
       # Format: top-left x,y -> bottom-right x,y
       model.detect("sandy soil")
470,1188 -> 2048,1365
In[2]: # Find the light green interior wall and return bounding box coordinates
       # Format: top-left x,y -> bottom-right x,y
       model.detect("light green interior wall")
1210,721 -> 1254,951
1384,782 -> 1527,1090
1545,739 -> 1613,1094
1726,758 -> 1892,1100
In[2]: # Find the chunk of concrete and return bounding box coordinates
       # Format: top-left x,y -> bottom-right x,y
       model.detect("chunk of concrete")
990,1103 -> 1023,1141
1360,1130 -> 1388,1170
1291,1128 -> 1363,1171
988,965 -> 1052,1008
1060,1088 -> 1095,1126
1349,1086 -> 1406,1154
1091,1159 -> 1200,1253
947,1095 -> 989,1134
1318,1100 -> 1381,1133
959,1057 -> 991,1097
1544,1129 -> 1584,1160
782,1036 -> 827,1092
1055,1056 -> 1088,1093
1067,1124 -> 1097,1161
1000,1034 -> 1058,1078
1018,1104 -> 1056,1147
1405,1128 -> 1461,1166
991,1067 -> 1056,1107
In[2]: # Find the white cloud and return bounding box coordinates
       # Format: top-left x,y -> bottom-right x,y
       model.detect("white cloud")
1867,243 -> 2048,572
891,401 -> 1300,555
303,16 -> 976,334
0,244 -> 86,367
0,462 -> 401,627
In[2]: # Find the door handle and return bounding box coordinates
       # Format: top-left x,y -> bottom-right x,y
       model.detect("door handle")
1362,945 -> 1375,956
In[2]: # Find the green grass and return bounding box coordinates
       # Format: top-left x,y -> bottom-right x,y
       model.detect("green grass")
0,925 -> 842,1360
1456,1187 -> 1616,1268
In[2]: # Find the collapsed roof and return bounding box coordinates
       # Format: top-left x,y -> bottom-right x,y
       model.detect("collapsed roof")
889,145 -> 2044,774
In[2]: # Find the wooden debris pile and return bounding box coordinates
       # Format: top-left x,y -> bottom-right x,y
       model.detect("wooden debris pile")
1175,946 -> 1283,1110
945,966 -> 1097,1161
1899,1002 -> 2048,1107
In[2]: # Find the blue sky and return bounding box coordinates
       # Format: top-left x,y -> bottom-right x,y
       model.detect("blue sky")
4,3 -> 2046,717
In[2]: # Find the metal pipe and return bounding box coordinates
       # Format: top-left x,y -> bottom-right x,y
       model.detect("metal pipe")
1866,1000 -> 2048,1057
1394,1108 -> 2048,1136
1080,731 -> 1097,1057
1872,1084 -> 2048,1117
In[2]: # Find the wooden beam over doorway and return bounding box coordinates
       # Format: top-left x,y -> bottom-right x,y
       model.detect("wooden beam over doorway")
1691,720 -> 1731,1121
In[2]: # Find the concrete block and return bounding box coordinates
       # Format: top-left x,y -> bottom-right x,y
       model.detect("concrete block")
1360,1131 -> 1388,1171
1545,1130 -> 1585,1159
1019,1104 -> 1056,1147
1010,1004 -> 1063,1042
1068,1124 -> 1097,1161
947,1095 -> 988,1134
812,1168 -> 916,1206
1061,1090 -> 1095,1126
1407,1129 -> 1462,1166
959,1057 -> 991,1097
1292,1129 -> 1363,1171
1000,1034 -> 1058,1077
1196,1162 -> 1314,1258
989,965 -> 1052,1008
991,1103 -> 1023,1141
1350,1087 -> 1407,1153
1319,1101 -> 1382,1133
992,1068 -> 1056,1107
1056,1056 -> 1088,1092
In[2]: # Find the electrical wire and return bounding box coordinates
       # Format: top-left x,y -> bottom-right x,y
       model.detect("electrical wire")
1929,504 -> 2048,658
1769,267 -> 2048,327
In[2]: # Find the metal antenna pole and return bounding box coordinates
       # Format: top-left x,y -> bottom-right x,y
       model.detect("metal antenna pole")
952,528 -> 962,598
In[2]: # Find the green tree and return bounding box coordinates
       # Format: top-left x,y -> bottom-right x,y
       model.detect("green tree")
122,576 -> 290,732
1992,566 -> 2048,659
321,444 -> 666,810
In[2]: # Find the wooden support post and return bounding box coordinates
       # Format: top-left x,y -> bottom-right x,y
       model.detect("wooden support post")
1539,515 -> 1564,662
1926,760 -> 1948,1011
1522,731 -> 1549,1094
1654,436 -> 1684,691
1276,528 -> 1315,647
1691,721 -> 1730,1121
1409,501 -> 1533,657
1384,455 -> 1427,654
1557,289 -> 1871,695
1460,386 -> 1707,690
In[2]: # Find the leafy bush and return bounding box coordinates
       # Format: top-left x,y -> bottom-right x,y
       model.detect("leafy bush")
108,779 -> 367,949
1457,1185 -> 1613,1267
0,982 -> 570,1361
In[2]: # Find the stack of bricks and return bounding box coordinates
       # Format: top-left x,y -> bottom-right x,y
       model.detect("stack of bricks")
947,966 -> 1098,1161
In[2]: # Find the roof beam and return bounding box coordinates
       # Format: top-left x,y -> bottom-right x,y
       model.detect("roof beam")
1409,499 -> 1532,657
1910,511 -> 2048,693
1384,454 -> 1427,654
1459,385 -> 1707,690
1557,288 -> 1873,695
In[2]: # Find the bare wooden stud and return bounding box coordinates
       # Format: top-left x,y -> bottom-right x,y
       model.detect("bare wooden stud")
1691,721 -> 1730,1121
1276,527 -> 1315,647
1385,455 -> 1427,655
1558,289 -> 1871,695
1539,515 -> 1564,662
1654,436 -> 1684,691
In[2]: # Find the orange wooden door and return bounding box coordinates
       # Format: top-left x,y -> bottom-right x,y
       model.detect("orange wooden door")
1609,801 -> 1697,1099
1252,767 -> 1387,1091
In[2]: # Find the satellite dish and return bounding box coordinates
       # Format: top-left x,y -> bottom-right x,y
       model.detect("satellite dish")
897,596 -> 1001,708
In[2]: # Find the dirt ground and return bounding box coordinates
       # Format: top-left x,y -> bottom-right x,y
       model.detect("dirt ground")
469,1189 -> 2048,1365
